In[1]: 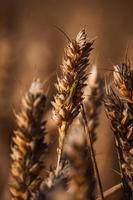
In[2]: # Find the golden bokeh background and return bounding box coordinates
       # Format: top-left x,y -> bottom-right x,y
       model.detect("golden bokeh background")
0,0 -> 133,199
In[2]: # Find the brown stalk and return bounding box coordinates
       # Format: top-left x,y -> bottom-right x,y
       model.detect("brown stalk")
51,29 -> 93,173
10,79 -> 47,200
96,183 -> 122,200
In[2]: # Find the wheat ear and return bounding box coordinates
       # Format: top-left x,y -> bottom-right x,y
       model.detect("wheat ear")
84,65 -> 104,143
104,63 -> 133,199
10,79 -> 47,200
51,29 -> 93,172
80,66 -> 104,199
64,130 -> 96,200
36,161 -> 69,200
81,104 -> 104,200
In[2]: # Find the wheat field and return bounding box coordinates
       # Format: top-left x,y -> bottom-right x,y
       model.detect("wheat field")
0,1 -> 133,200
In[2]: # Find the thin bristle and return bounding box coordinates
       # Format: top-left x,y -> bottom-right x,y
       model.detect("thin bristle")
10,79 -> 47,200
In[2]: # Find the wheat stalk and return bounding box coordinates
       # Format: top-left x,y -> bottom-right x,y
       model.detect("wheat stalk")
10,79 -> 47,200
97,183 -> 122,200
51,29 -> 93,172
104,63 -> 133,199
64,129 -> 96,200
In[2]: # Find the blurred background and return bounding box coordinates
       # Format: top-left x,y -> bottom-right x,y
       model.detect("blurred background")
0,0 -> 133,199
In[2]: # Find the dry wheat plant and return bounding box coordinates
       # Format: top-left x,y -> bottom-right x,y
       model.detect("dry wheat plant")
8,29 -> 133,200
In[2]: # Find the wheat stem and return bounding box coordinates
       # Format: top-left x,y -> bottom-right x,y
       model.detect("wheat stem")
56,122 -> 67,174
97,183 -> 122,200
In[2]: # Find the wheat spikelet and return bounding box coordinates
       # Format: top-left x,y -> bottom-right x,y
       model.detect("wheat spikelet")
51,29 -> 93,170
36,162 -> 69,200
113,63 -> 133,198
64,130 -> 96,200
81,66 -> 104,199
10,79 -> 47,200
104,81 -> 133,199
113,62 -> 133,103
84,65 -> 104,143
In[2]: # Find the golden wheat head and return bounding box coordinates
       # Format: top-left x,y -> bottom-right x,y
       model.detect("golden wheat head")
10,79 -> 47,200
